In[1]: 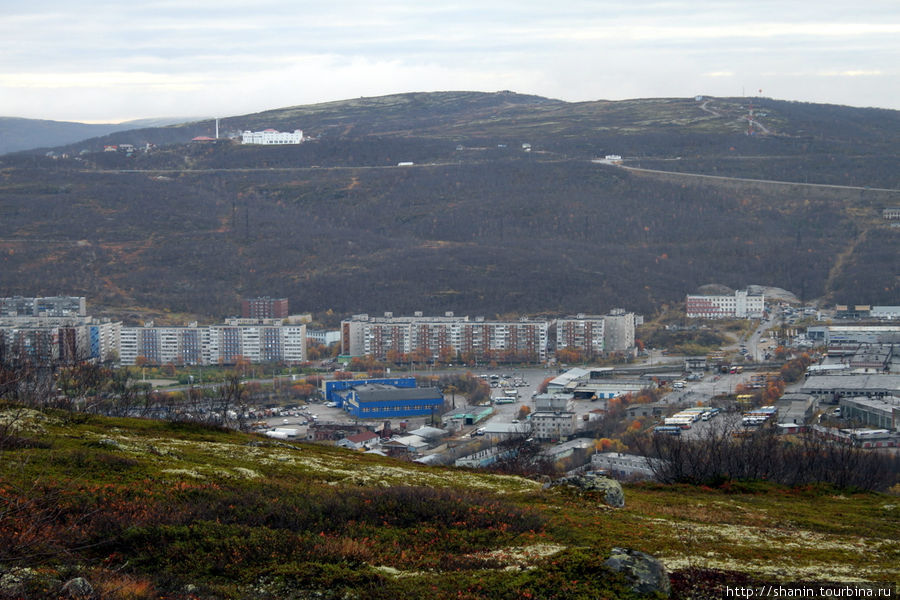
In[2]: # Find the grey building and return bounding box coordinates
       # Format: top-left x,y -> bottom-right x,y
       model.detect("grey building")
839,396 -> 900,431
591,452 -> 660,481
799,374 -> 900,404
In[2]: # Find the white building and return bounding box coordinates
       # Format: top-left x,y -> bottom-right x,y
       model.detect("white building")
603,309 -> 637,353
871,307 -> 900,321
530,411 -> 577,440
685,289 -> 765,319
119,321 -> 305,366
241,129 -> 304,145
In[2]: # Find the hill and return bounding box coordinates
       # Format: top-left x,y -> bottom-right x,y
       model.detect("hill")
0,92 -> 898,320
0,117 -> 199,156
1,407 -> 897,599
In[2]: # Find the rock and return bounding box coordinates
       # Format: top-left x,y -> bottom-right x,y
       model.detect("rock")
604,547 -> 671,596
98,438 -> 121,449
548,474 -> 625,508
61,576 -> 94,599
584,475 -> 625,508
0,568 -> 35,596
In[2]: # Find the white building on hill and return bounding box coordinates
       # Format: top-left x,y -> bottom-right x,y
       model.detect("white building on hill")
686,289 -> 765,319
241,129 -> 304,145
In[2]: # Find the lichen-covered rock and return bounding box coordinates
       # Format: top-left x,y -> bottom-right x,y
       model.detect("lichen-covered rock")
61,576 -> 94,599
604,547 -> 671,596
546,474 -> 625,507
586,475 -> 625,508
0,568 -> 34,596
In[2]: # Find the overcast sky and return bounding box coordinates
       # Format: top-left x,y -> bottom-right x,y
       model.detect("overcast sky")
2,0 -> 898,123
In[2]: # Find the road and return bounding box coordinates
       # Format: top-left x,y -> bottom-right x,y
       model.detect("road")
613,164 -> 900,194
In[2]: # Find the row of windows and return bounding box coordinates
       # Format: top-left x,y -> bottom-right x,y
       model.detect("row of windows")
358,405 -> 434,413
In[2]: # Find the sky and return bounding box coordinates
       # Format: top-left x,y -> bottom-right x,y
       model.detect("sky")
1,0 -> 899,123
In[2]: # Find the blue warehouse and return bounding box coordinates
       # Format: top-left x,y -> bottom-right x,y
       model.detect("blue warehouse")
323,377 -> 417,404
337,383 -> 444,420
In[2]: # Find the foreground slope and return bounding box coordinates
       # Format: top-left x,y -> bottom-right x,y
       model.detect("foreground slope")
0,408 -> 897,599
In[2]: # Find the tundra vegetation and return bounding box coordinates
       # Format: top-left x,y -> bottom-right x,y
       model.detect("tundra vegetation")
0,359 -> 898,599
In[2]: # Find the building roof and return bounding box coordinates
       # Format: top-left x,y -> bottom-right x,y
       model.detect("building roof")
801,374 -> 900,392
352,383 -> 443,403
480,423 -> 530,435
386,434 -> 429,448
544,438 -> 594,457
408,426 -> 448,439
549,368 -> 590,388
840,395 -> 900,412
345,431 -> 378,444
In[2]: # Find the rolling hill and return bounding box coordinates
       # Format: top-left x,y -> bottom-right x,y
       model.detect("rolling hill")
0,92 -> 897,322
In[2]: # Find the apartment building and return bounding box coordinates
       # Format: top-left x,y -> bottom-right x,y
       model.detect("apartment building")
341,312 -> 549,362
119,320 -> 306,366
241,297 -> 289,319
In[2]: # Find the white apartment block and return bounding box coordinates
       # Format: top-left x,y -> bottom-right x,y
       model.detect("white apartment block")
685,290 -> 765,319
603,309 -> 637,353
119,322 -> 305,366
530,411 -> 577,440
241,129 -> 304,145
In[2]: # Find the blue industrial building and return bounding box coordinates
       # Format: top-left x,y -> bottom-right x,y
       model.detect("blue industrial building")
337,383 -> 444,419
324,377 -> 416,405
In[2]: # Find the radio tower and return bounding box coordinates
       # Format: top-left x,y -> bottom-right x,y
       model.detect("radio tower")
747,101 -> 754,136
747,89 -> 762,136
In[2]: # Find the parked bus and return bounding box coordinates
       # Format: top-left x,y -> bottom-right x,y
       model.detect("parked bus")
654,426 -> 682,435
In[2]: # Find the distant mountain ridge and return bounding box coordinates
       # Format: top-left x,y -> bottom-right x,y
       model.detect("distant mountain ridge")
0,115 -> 201,155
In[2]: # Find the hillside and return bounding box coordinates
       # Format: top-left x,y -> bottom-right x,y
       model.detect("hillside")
0,92 -> 898,320
0,117 -> 198,156
1,408 -> 897,599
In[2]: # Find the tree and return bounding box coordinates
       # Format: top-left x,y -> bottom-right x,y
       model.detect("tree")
537,377 -> 554,395
636,420 -> 899,491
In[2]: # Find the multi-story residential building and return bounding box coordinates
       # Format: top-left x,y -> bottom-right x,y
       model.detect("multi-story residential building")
241,129 -> 304,145
685,289 -> 765,319
555,309 -> 639,356
0,313 -> 115,365
89,320 -> 121,363
0,325 -> 61,365
241,297 -> 289,319
556,314 -> 605,356
119,320 -> 305,366
530,410 -> 577,441
340,313 -> 549,362
0,296 -> 86,318
603,309 -> 637,353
